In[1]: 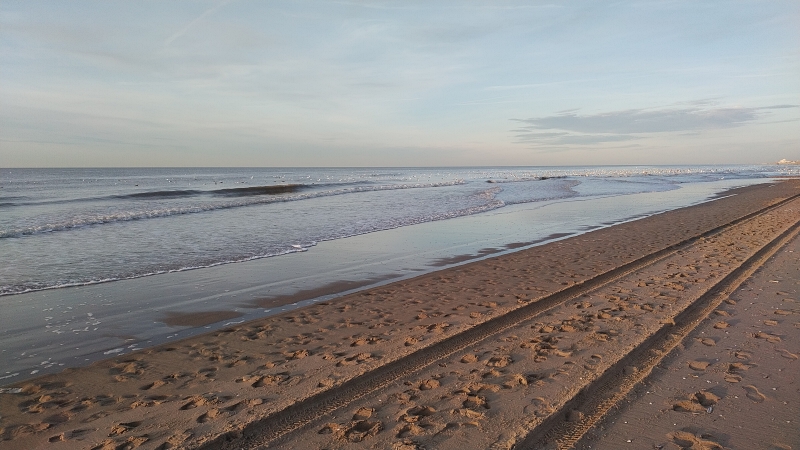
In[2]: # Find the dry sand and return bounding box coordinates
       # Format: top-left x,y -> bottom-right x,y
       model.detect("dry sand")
1,180 -> 798,450
578,220 -> 800,450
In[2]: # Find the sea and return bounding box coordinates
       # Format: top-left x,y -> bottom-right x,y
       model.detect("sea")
1,165 -> 797,384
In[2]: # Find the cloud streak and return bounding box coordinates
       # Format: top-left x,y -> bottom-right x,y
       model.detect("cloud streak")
512,104 -> 797,145
164,0 -> 234,47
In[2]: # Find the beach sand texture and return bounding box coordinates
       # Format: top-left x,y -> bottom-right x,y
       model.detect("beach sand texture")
578,219 -> 800,450
1,180 -> 798,450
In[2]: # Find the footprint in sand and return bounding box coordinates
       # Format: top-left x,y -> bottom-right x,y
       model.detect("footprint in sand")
524,397 -> 554,418
222,398 -> 264,414
82,410 -> 112,423
92,435 -> 149,450
180,396 -> 209,410
47,428 -> 92,443
694,390 -> 720,407
754,332 -> 782,343
486,355 -> 513,368
728,362 -> 751,372
352,407 -> 374,421
198,367 -> 218,379
286,349 -> 310,360
140,380 -> 166,390
724,374 -> 742,383
502,374 -> 528,389
463,395 -> 489,410
1,423 -> 51,440
222,401 -> 247,413
733,351 -> 751,360
405,405 -> 437,420
343,420 -> 384,443
108,421 -> 142,436
668,430 -> 723,449
460,354 -> 478,363
426,323 -> 450,333
688,360 -> 710,371
227,358 -> 249,368
129,394 -> 168,409
197,408 -> 219,423
160,432 -> 193,449
743,385 -> 766,403
699,338 -> 716,347
776,348 -> 798,360
351,352 -> 374,363
111,360 -> 146,377
252,374 -> 290,387
672,400 -> 706,414
583,355 -> 601,371
419,379 -> 440,390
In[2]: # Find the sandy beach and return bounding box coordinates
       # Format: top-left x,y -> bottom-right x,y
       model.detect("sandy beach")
1,179 -> 798,450
578,212 -> 800,449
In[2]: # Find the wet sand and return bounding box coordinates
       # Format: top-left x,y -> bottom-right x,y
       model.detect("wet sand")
1,180 -> 798,450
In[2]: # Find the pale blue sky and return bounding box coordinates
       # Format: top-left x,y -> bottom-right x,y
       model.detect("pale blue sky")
1,0 -> 798,167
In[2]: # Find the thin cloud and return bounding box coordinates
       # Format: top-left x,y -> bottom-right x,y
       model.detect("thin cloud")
511,103 -> 798,145
485,79 -> 593,91
164,0 -> 234,47
514,132 -> 642,145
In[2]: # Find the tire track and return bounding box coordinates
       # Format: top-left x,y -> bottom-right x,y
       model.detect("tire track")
515,211 -> 800,450
203,192 -> 800,450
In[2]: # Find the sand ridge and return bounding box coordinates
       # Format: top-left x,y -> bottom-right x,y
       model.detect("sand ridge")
0,180 -> 798,450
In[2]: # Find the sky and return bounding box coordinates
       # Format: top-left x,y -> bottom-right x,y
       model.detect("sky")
1,0 -> 798,167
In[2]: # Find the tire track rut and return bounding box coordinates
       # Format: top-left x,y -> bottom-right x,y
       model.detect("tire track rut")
516,209 -> 800,450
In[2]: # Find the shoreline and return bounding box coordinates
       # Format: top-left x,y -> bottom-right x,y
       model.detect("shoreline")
0,180 -> 798,449
0,178 -> 770,384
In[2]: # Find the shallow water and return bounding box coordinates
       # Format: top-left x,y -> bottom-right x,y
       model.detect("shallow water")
4,165 -> 794,296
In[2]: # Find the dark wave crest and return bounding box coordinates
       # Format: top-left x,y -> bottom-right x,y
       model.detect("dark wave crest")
120,189 -> 201,199
210,184 -> 307,197
2,184 -> 311,206
117,184 -> 307,199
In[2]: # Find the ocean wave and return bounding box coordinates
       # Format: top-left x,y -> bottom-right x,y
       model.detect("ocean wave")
119,183 -> 325,199
0,195 -> 504,296
1,183 -> 315,206
0,180 -> 466,239
117,189 -> 203,199
485,176 -> 568,183
209,184 -> 309,197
